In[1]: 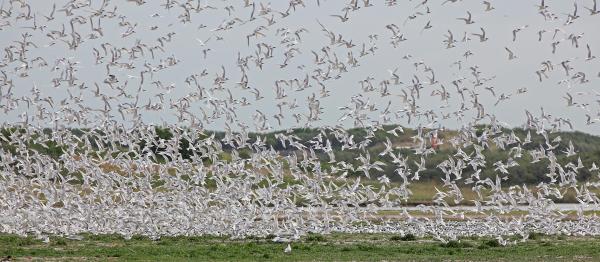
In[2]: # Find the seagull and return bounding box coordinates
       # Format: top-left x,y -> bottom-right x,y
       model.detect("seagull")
195,37 -> 211,46
472,27 -> 488,42
505,47 -> 517,60
586,114 -> 600,125
561,60 -> 573,76
564,92 -> 576,106
585,0 -> 600,15
284,243 -> 292,254
590,162 -> 599,171
553,27 -> 566,40
538,30 -> 546,41
44,3 -> 56,21
537,0 -> 548,10
379,137 -> 394,156
386,126 -> 404,136
457,11 -> 475,24
568,1 -> 580,21
442,0 -> 461,5
483,1 -> 495,11
331,10 -> 350,22
512,25 -> 528,42
586,44 -> 596,61
410,0 -> 426,8
250,88 -> 264,100
0,0 -> 598,246
563,140 -> 576,157
421,20 -> 432,33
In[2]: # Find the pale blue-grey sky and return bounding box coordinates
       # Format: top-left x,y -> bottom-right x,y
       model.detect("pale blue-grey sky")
1,0 -> 599,133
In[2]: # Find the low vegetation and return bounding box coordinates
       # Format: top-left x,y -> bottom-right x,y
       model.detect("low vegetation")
1,233 -> 599,261
3,125 -> 600,187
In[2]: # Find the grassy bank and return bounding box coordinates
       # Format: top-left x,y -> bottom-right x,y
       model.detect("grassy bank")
404,181 -> 600,206
1,233 -> 600,261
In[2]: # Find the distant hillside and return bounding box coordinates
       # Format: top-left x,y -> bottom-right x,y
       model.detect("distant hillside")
1,125 -> 599,185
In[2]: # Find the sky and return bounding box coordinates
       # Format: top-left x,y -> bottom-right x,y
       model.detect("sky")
1,0 -> 599,133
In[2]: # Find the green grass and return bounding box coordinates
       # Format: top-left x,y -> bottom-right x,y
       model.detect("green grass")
1,233 -> 600,261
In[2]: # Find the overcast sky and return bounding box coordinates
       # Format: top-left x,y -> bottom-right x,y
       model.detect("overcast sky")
1,0 -> 599,133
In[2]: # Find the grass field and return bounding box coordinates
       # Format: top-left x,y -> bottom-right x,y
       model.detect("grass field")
2,233 -> 600,261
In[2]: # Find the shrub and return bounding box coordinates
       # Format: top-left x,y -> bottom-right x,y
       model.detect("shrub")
401,234 -> 416,241
306,234 -> 326,242
52,238 -> 67,246
441,240 -> 472,248
391,234 -> 417,241
527,232 -> 545,240
480,239 -> 501,248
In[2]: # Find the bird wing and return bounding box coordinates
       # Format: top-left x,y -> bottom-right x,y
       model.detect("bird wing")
504,47 -> 513,58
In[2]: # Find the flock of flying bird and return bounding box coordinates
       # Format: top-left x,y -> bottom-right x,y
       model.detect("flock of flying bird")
1,0 -> 600,246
